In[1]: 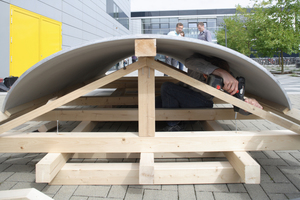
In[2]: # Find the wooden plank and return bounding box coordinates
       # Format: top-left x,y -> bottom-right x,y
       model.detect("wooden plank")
224,152 -> 260,184
135,39 -> 156,57
149,59 -> 300,134
71,121 -> 98,132
72,152 -> 225,159
0,130 -> 299,153
34,108 -> 260,121
66,96 -> 138,106
139,153 -> 154,184
38,121 -> 59,132
50,161 -> 240,185
138,66 -> 155,137
0,188 -> 53,200
36,153 -> 73,183
0,59 -> 147,133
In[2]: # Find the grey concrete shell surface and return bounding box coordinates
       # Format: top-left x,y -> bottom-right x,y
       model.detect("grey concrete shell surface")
2,34 -> 291,113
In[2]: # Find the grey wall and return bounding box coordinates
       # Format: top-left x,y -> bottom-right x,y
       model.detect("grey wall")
0,1 -> 10,77
0,0 -> 131,78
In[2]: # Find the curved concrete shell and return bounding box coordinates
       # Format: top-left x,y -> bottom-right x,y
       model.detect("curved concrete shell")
2,34 -> 291,112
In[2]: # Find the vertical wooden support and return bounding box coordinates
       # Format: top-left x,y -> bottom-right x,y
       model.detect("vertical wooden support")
138,66 -> 155,137
139,153 -> 154,184
136,39 -> 156,137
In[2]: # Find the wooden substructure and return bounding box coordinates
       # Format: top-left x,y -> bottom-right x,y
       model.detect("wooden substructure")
0,39 -> 300,185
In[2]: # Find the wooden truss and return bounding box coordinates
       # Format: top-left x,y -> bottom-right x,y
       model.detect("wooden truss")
0,39 -> 300,185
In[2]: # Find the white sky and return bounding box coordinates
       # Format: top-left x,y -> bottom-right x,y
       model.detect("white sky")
131,0 -> 254,12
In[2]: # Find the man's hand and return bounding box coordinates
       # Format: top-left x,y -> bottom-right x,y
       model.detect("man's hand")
212,68 -> 238,95
245,97 -> 263,109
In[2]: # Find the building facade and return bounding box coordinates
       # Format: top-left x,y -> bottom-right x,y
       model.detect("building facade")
131,9 -> 236,40
0,0 -> 131,77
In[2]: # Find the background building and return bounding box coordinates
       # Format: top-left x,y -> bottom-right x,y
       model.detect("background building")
0,0 -> 131,77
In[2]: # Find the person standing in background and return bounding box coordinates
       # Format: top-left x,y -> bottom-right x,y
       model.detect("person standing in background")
165,23 -> 184,68
197,22 -> 212,42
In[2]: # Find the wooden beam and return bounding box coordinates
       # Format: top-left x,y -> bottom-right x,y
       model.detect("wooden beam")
71,121 -> 98,132
0,59 -> 147,133
0,130 -> 299,153
149,59 -> 300,134
138,66 -> 155,137
72,152 -> 225,159
66,96 -> 138,106
38,121 -> 59,132
139,153 -> 154,184
0,188 -> 53,200
34,108 -> 260,121
135,39 -> 156,57
50,161 -> 240,185
224,151 -> 260,184
36,153 -> 73,183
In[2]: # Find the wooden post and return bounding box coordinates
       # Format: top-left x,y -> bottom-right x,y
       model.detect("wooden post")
139,153 -> 154,184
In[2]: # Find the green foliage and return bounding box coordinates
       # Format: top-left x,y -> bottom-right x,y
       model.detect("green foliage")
216,0 -> 300,73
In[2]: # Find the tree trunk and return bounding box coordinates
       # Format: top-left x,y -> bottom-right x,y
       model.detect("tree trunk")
280,50 -> 284,74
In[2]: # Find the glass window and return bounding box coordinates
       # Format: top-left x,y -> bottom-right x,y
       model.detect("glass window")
160,18 -> 169,23
169,18 -> 178,23
152,24 -> 159,29
151,18 -> 159,23
178,19 -> 188,27
143,19 -> 151,23
188,23 -> 197,28
160,23 -> 169,29
169,23 -> 178,29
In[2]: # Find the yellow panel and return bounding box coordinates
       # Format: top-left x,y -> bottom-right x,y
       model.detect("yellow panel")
40,17 -> 62,60
10,5 -> 40,77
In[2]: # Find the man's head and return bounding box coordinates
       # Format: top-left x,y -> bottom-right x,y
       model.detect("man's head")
176,23 -> 184,34
197,22 -> 205,32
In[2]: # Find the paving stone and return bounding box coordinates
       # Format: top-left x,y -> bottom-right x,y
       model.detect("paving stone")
257,158 -> 288,166
277,152 -> 300,166
162,185 -> 177,191
263,166 -> 290,183
178,185 -> 196,200
4,157 -> 34,165
0,181 -> 17,190
291,152 -> 300,161
108,185 -> 127,199
261,183 -> 299,194
285,174 -> 300,190
129,185 -> 161,190
42,185 -> 62,196
6,172 -> 35,182
70,196 -> 88,200
74,186 -> 110,197
88,198 -> 123,200
278,166 -> 300,174
194,184 -> 228,192
53,186 -> 78,200
11,182 -> 47,191
285,193 -> 300,199
214,192 -> 251,200
4,164 -> 35,172
143,189 -> 177,200
261,173 -> 275,183
195,192 -> 214,200
0,157 -> 8,164
263,151 -> 280,159
227,184 -> 247,192
124,187 -> 143,200
244,184 -> 269,200
0,172 -> 14,182
268,193 -> 288,200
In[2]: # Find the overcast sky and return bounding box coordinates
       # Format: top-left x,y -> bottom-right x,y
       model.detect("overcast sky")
131,0 -> 254,12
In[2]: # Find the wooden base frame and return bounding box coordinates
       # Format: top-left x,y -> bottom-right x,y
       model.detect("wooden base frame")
0,39 -> 299,185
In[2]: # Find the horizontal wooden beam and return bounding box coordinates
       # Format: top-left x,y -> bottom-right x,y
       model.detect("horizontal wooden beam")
0,130 -> 299,153
72,152 -> 225,159
34,108 -> 260,121
50,161 -> 241,185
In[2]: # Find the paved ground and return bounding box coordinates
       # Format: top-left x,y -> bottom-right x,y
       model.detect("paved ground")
0,74 -> 299,200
